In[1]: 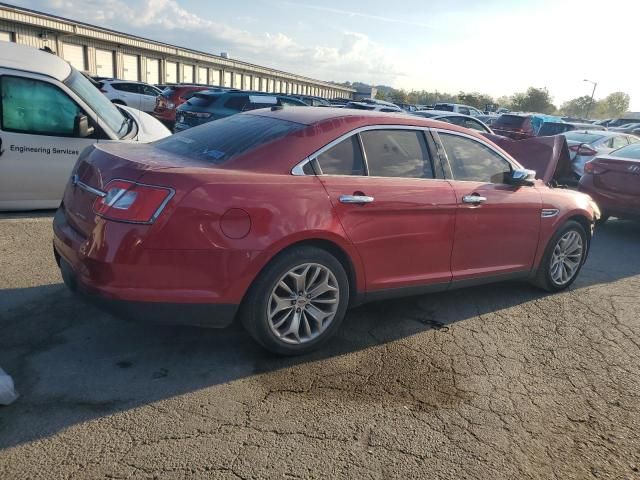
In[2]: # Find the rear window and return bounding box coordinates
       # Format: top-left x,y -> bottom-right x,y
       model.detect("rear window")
186,93 -> 217,107
538,123 -> 572,136
152,114 -> 304,164
563,131 -> 604,143
434,104 -> 455,112
611,143 -> 640,160
494,115 -> 527,127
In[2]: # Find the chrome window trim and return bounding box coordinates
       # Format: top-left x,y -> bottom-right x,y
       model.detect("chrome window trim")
290,124 -> 442,180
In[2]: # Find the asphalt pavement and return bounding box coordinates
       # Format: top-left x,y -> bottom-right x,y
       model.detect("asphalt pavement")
1,212 -> 639,479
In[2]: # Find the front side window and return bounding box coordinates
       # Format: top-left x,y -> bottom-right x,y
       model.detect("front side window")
439,133 -> 512,183
1,76 -> 82,136
315,136 -> 365,175
458,107 -> 470,115
360,129 -> 433,178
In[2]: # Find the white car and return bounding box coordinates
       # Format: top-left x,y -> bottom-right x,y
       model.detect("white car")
0,43 -> 170,211
433,103 -> 484,116
98,79 -> 162,113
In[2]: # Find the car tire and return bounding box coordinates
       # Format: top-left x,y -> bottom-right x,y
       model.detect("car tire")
532,220 -> 588,292
240,246 -> 349,355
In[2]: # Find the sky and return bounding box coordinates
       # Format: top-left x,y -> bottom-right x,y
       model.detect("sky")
16,0 -> 640,109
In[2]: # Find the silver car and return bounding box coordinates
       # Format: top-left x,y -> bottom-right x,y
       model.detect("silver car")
563,130 -> 639,178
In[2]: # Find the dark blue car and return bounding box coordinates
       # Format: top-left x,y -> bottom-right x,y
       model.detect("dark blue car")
174,90 -> 307,132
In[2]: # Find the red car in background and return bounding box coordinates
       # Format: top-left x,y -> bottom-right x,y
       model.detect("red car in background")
53,108 -> 598,355
153,85 -> 212,127
579,142 -> 640,224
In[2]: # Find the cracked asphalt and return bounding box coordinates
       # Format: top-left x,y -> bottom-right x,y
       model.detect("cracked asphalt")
1,212 -> 640,479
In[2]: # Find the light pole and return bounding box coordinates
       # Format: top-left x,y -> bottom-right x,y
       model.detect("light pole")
584,79 -> 598,119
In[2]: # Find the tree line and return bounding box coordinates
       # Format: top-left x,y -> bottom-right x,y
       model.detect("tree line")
339,82 -> 631,119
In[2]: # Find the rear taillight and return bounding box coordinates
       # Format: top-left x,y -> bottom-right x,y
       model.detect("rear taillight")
93,180 -> 173,224
584,161 -> 606,175
569,144 -> 597,156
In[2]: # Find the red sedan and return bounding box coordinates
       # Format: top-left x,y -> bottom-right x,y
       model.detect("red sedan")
53,108 -> 598,355
578,142 -> 640,224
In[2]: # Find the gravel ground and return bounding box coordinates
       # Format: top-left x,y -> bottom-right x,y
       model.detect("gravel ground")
1,213 -> 639,479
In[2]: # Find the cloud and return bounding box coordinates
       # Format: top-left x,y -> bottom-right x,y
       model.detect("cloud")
26,0 -> 402,84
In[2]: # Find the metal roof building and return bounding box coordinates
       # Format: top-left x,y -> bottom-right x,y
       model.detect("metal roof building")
0,3 -> 355,99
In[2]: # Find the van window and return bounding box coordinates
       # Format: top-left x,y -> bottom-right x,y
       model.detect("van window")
1,76 -> 81,136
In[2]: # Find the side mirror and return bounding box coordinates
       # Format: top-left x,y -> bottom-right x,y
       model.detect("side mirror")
74,114 -> 94,138
508,168 -> 536,186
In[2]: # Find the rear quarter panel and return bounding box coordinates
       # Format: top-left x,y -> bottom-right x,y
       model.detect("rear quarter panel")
141,170 -> 364,303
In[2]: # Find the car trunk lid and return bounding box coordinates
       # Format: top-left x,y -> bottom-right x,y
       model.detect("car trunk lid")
591,156 -> 640,195
62,143 -> 204,236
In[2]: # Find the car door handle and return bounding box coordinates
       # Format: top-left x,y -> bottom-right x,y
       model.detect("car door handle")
462,195 -> 487,204
339,195 -> 374,204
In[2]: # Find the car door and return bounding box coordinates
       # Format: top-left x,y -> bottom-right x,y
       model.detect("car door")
315,127 -> 457,294
0,73 -> 97,209
434,130 -> 542,281
140,84 -> 160,113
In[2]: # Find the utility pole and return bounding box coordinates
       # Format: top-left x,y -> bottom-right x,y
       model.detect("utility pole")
584,79 -> 598,119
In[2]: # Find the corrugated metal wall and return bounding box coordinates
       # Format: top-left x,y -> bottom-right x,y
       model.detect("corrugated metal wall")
0,8 -> 353,99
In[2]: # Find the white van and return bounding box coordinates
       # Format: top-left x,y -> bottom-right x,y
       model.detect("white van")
0,43 -> 170,211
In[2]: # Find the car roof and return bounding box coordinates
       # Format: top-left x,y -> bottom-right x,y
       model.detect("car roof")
248,106 -> 487,133
0,42 -> 71,81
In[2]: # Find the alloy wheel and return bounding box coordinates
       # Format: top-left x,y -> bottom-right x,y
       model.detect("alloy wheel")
267,263 -> 340,344
550,230 -> 584,286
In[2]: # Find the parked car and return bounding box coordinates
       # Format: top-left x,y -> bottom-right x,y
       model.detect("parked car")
0,43 -> 170,211
98,79 -> 163,113
537,121 -> 606,136
153,85 -> 217,127
433,103 -> 484,116
290,95 -> 331,107
412,111 -> 493,134
53,107 -> 597,355
563,130 -> 639,178
609,123 -> 640,135
344,99 -> 403,112
492,113 -> 564,140
579,142 -> 640,224
174,91 -> 307,131
605,115 -> 640,128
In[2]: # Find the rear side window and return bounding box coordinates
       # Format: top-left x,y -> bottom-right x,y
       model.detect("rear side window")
1,76 -> 82,136
439,133 -> 512,183
360,130 -> 433,178
611,136 -> 629,149
315,136 -> 365,175
153,114 -> 304,164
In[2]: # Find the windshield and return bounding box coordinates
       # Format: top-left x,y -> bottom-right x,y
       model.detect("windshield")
563,131 -> 604,143
64,68 -> 129,138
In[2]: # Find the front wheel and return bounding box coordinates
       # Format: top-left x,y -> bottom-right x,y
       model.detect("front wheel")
240,247 -> 349,355
532,220 -> 588,292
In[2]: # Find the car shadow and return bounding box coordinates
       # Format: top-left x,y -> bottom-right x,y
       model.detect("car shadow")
0,219 -> 638,450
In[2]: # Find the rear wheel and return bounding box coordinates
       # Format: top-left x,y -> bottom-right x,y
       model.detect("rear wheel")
532,220 -> 588,292
240,247 -> 349,355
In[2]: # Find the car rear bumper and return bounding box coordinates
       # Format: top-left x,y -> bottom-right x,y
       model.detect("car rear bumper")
52,208 -> 239,328
579,177 -> 640,219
